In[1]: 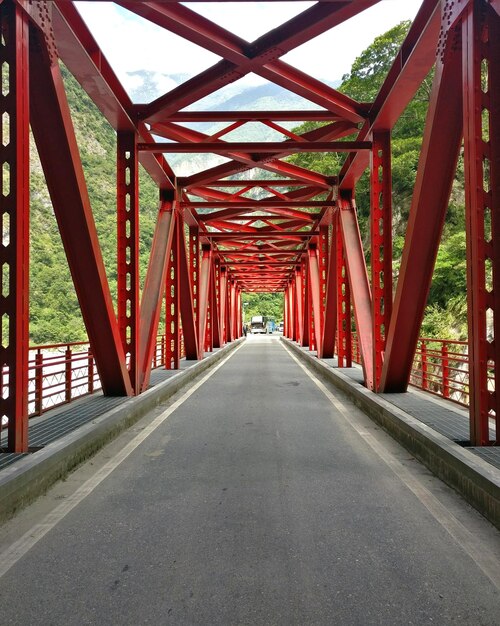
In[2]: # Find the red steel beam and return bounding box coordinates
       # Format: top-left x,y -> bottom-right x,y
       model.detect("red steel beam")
308,245 -> 323,355
184,201 -> 334,209
0,1 -> 29,452
198,246 -> 212,359
211,260 -> 221,348
463,2 -> 500,445
321,217 -> 338,359
29,24 -> 131,396
138,202 -> 176,390
177,212 -> 199,359
117,132 -> 139,393
125,1 -> 375,123
201,180 -> 316,188
380,26 -> 463,393
168,111 -> 338,123
164,213 -> 180,370
339,193 -> 374,389
370,131 -> 393,391
138,141 -> 371,154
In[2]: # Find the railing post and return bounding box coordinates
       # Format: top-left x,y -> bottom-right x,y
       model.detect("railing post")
35,351 -> 43,416
65,347 -> 72,404
442,343 -> 450,399
421,342 -> 428,391
88,350 -> 94,395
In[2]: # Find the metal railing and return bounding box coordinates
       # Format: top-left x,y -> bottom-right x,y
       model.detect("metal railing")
410,338 -> 470,406
349,334 -> 470,408
0,333 -> 475,424
0,335 -> 185,422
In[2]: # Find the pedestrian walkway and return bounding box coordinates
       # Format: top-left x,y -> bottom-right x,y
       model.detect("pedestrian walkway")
0,337 -> 498,625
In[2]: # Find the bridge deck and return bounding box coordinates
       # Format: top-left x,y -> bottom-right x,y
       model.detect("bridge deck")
0,336 -> 498,624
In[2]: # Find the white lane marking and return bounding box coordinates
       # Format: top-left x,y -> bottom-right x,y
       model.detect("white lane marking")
281,342 -> 500,591
0,344 -> 243,579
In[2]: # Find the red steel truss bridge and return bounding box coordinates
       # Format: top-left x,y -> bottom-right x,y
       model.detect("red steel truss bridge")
0,0 -> 499,455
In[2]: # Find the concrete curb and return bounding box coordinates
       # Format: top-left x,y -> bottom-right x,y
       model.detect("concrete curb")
281,337 -> 500,531
0,339 -> 244,521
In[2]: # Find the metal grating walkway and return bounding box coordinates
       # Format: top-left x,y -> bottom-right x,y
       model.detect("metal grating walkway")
306,349 -> 500,471
0,357 -> 211,471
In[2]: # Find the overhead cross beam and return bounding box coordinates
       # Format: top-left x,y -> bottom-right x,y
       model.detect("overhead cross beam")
121,0 -> 378,123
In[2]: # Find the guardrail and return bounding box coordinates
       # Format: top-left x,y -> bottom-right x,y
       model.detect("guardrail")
349,334 -> 470,408
0,333 -> 474,425
410,338 -> 470,406
0,335 -> 185,422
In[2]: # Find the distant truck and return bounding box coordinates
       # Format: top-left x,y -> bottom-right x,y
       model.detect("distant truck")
250,315 -> 268,334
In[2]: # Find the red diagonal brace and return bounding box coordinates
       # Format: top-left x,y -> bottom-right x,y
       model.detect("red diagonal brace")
338,192 -> 374,389
321,217 -> 338,359
177,212 -> 199,360
308,244 -> 323,355
198,246 -> 212,359
0,1 -> 30,451
139,200 -> 176,391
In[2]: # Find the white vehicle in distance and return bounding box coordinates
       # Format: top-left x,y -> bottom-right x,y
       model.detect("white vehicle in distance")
249,315 -> 268,334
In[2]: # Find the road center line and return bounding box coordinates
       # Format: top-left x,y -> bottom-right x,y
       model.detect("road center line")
0,344 -> 243,579
281,342 -> 500,591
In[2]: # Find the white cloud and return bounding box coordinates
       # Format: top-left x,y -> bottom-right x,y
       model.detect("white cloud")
75,0 -> 425,85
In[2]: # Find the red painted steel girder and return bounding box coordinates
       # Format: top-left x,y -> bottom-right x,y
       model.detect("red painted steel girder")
151,120 -> 355,190
139,141 -> 371,154
168,111 -> 339,123
122,0 -> 376,123
185,201 -> 333,211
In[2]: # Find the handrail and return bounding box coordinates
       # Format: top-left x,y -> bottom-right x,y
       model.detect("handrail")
349,334 -> 471,408
0,334 -> 474,427
0,334 -> 186,421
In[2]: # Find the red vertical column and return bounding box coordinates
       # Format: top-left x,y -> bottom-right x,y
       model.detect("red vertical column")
189,226 -> 199,332
211,259 -> 221,349
198,245 -> 211,358
319,225 -> 328,332
286,282 -> 292,339
294,266 -> 303,343
219,267 -> 227,345
370,131 -> 393,391
117,132 -> 139,393
165,219 -> 180,370
337,217 -> 352,368
230,281 -> 237,341
308,243 -> 323,355
302,259 -> 310,348
463,2 -> 500,445
0,2 -> 29,452
322,221 -> 337,359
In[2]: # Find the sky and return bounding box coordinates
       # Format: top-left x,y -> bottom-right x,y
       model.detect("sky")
75,0 -> 425,92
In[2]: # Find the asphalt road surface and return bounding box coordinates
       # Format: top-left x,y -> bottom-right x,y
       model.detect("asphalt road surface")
0,336 -> 498,625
